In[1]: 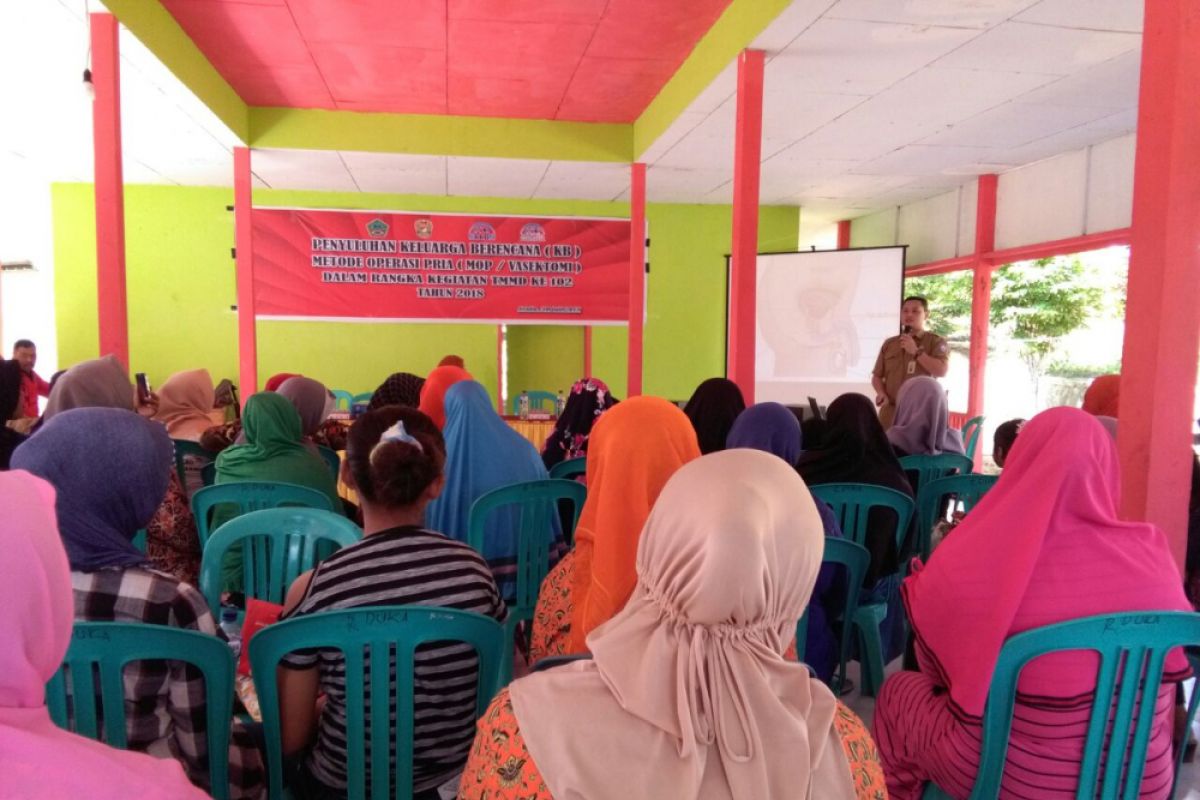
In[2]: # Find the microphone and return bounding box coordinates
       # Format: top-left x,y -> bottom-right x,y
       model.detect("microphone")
901,324 -> 912,336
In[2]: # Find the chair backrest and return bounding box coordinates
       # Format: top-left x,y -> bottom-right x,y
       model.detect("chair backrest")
191,480 -> 335,545
899,452 -> 974,492
331,389 -> 355,411
468,478 -> 586,683
509,390 -> 557,414
795,537 -> 869,693
198,507 -> 362,613
249,606 -> 504,800
965,611 -> 1200,800
960,416 -> 985,461
548,456 -> 587,481
914,473 -> 1000,560
172,438 -> 214,496
131,528 -> 148,553
46,622 -> 235,800
807,483 -> 915,553
352,392 -> 373,406
316,445 -> 341,479
201,461 -> 217,487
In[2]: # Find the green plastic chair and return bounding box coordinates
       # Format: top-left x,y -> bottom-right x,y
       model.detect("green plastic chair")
331,389 -> 355,411
1175,647 -> 1200,798
316,445 -> 341,479
922,611 -> 1200,800
468,479 -> 586,684
171,438 -> 214,496
198,507 -> 362,614
960,416 -> 985,461
46,622 -> 235,800
808,483 -> 914,696
795,537 -> 869,694
914,473 -> 1000,561
191,481 -> 335,546
548,456 -> 586,481
201,461 -> 217,487
248,606 -> 505,800
509,390 -> 557,415
899,453 -> 974,492
352,392 -> 373,407
131,528 -> 148,553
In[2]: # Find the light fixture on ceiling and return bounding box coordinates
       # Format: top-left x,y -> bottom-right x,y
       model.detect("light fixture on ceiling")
82,68 -> 95,101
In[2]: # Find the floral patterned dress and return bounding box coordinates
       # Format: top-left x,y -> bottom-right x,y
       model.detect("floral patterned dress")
458,689 -> 888,800
146,469 -> 202,586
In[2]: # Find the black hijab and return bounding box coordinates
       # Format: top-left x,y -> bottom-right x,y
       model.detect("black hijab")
368,372 -> 425,411
0,360 -> 26,469
682,378 -> 746,455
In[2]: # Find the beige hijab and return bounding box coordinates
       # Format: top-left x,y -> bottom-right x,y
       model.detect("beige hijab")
42,355 -> 134,421
510,449 -> 852,800
153,369 -> 218,440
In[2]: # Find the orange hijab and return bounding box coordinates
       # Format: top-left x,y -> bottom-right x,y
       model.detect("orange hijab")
418,365 -> 472,429
1082,373 -> 1120,417
568,396 -> 700,651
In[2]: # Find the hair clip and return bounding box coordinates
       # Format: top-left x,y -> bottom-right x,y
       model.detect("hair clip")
370,420 -> 423,461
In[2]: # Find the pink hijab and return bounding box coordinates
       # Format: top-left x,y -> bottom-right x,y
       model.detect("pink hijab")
511,450 -> 853,800
903,407 -> 1190,719
0,470 -> 205,799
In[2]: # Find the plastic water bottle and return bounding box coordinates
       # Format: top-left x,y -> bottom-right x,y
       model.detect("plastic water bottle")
555,390 -> 566,417
219,608 -> 242,658
518,390 -> 530,420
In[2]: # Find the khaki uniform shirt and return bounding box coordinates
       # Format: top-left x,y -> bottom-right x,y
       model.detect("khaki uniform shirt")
872,331 -> 950,429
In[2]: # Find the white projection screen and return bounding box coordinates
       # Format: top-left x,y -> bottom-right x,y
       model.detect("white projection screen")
750,247 -> 906,409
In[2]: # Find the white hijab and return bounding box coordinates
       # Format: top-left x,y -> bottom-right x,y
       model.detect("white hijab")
510,449 -> 852,800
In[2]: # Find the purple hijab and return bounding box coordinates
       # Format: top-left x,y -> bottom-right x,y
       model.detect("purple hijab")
886,376 -> 965,456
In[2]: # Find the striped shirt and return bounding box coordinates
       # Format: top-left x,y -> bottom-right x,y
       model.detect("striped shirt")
281,526 -> 507,794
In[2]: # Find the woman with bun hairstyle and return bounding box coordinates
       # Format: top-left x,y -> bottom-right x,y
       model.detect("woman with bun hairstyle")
277,406 -> 507,800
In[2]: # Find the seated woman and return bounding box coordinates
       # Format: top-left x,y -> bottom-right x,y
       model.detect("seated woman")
682,376 -> 746,455
1082,373 -> 1120,417
425,380 -> 563,601
0,359 -> 28,469
991,418 -> 1025,468
885,375 -> 965,460
152,368 -> 222,495
726,401 -> 847,684
0,470 -> 208,800
201,374 -> 345,454
43,355 -> 203,585
459,449 -> 887,800
418,364 -> 472,430
540,376 -> 617,471
278,406 -> 507,800
11,408 -> 265,799
367,371 -> 425,411
874,408 -> 1191,799
529,396 -> 700,662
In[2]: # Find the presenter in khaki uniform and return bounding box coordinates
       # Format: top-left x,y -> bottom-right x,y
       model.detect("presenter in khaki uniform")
871,296 -> 950,429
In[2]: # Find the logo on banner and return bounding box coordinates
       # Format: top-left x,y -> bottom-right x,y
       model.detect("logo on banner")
414,219 -> 433,239
519,223 -> 545,242
366,218 -> 390,238
468,222 -> 496,241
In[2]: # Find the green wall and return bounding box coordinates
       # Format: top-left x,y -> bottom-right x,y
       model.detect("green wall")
52,183 -> 798,404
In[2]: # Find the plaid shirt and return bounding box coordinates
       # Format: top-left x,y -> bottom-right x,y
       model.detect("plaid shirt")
72,567 -> 266,799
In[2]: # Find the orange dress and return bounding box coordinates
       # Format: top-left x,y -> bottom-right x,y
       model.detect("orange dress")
458,688 -> 888,800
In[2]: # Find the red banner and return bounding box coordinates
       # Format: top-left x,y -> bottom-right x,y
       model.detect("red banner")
251,208 -> 631,323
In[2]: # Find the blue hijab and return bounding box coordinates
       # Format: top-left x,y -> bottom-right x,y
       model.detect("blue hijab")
726,402 -> 803,466
12,407 -> 171,572
425,380 -> 560,600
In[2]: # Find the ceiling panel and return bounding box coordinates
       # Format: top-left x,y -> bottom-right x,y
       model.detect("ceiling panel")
933,21 -> 1139,75
918,102 -> 1116,148
446,157 -> 549,198
532,161 -> 631,200
341,152 -> 448,195
312,45 -> 447,111
851,145 -> 1014,176
251,149 -> 358,192
774,18 -> 981,95
987,108 -> 1137,165
1008,49 -> 1141,110
1014,0 -> 1143,33
825,0 -> 1041,29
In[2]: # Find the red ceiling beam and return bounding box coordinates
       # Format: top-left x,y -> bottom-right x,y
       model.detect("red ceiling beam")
233,147 -> 258,403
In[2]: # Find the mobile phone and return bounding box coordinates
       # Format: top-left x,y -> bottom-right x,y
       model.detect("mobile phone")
135,372 -> 151,404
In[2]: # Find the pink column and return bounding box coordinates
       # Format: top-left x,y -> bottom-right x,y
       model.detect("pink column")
91,13 -> 129,367
627,162 -> 646,396
496,325 -> 504,414
1118,0 -> 1200,568
728,49 -> 765,403
233,147 -> 258,401
583,326 -> 593,378
967,175 -> 997,429
836,219 -> 851,250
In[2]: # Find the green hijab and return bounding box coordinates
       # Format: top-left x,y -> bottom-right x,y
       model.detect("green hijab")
215,392 -> 338,507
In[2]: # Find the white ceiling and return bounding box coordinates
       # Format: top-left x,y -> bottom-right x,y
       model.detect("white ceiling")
2,0 -> 1146,216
